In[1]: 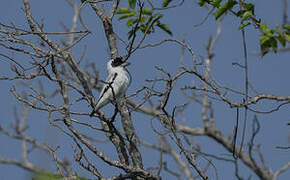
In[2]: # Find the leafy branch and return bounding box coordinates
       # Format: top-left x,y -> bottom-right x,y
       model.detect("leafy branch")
116,0 -> 173,39
197,0 -> 290,56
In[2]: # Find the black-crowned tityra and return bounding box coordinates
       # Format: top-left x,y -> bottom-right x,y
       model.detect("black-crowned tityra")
90,57 -> 131,116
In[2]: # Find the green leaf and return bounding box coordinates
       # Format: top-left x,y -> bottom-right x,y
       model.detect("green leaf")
116,8 -> 131,14
215,0 -> 237,20
118,11 -> 136,20
139,16 -> 147,24
128,28 -> 138,39
242,2 -> 255,14
126,19 -> 137,27
126,16 -> 147,27
144,20 -> 154,33
128,0 -> 136,9
157,22 -> 173,36
162,0 -> 173,7
212,0 -> 222,7
260,37 -> 270,56
140,24 -> 147,33
260,33 -> 277,56
198,0 -> 212,6
274,27 -> 287,46
271,38 -> 278,52
152,13 -> 164,23
236,10 -> 246,17
260,23 -> 267,33
198,0 -> 206,6
285,34 -> 290,42
283,24 -> 290,31
241,11 -> 253,23
276,34 -> 286,47
238,22 -> 250,30
142,8 -> 153,15
260,35 -> 268,45
265,28 -> 275,37
140,24 -> 153,34
80,0 -> 86,3
128,29 -> 134,39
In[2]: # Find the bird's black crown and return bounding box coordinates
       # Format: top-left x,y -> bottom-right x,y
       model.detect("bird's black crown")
111,57 -> 124,67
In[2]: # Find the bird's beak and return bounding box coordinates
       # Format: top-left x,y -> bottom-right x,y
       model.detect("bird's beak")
122,61 -> 131,67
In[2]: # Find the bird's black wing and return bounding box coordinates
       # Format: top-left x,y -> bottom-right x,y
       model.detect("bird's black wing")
90,72 -> 118,117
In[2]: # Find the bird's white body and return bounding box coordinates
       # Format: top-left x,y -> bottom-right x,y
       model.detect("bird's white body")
94,58 -> 130,111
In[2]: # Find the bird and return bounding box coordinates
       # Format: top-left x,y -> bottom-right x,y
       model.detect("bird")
90,57 -> 131,116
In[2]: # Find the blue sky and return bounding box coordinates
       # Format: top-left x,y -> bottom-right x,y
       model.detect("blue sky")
0,0 -> 289,179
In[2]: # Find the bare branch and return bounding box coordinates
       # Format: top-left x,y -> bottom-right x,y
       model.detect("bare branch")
273,162 -> 290,180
